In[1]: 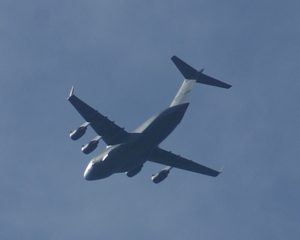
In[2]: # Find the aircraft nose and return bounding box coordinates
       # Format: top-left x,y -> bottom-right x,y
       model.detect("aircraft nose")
83,162 -> 95,180
83,160 -> 111,180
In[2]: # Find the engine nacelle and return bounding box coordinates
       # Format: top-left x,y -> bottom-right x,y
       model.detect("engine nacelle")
69,122 -> 89,140
81,135 -> 101,154
151,166 -> 172,184
70,126 -> 87,140
81,141 -> 98,154
126,165 -> 143,178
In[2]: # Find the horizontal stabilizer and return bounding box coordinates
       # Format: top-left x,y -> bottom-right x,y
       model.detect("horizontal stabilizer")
171,56 -> 232,89
171,56 -> 198,79
197,73 -> 232,89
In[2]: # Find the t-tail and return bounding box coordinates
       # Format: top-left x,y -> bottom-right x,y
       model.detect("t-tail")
170,56 -> 231,107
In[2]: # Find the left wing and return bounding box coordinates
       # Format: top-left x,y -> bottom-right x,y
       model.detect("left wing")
148,147 -> 221,177
68,87 -> 128,145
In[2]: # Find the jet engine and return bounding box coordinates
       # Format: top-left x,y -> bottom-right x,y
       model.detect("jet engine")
126,165 -> 143,178
151,166 -> 172,184
69,122 -> 89,140
81,136 -> 101,154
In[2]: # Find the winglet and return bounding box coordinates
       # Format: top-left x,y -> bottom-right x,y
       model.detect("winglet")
212,166 -> 223,177
68,86 -> 75,99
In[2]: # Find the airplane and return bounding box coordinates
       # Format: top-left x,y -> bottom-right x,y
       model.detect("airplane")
68,56 -> 231,184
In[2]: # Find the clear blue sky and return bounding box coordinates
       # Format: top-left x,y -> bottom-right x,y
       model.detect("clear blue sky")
1,1 -> 299,239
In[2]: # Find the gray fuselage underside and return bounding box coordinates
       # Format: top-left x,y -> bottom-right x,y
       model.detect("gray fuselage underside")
84,103 -> 189,180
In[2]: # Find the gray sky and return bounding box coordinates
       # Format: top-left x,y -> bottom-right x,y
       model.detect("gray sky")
1,1 -> 299,239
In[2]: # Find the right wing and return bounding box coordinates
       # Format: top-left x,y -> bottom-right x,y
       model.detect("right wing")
148,147 -> 221,177
68,87 -> 128,145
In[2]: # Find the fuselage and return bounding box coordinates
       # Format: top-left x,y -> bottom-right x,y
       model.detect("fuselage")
84,103 -> 189,180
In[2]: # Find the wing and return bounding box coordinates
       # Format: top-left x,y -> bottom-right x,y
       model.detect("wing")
68,87 -> 128,145
148,147 -> 221,177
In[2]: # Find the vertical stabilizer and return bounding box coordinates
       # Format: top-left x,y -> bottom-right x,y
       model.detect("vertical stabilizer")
170,79 -> 196,107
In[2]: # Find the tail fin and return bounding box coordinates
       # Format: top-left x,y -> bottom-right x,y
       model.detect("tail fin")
170,56 -> 231,107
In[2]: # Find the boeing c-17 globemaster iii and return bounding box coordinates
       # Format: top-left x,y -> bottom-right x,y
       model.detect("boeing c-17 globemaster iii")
68,56 -> 231,184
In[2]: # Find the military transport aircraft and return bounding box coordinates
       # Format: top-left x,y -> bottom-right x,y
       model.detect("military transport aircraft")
68,56 -> 231,184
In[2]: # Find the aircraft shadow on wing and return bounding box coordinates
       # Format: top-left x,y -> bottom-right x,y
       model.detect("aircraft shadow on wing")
68,56 -> 231,184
